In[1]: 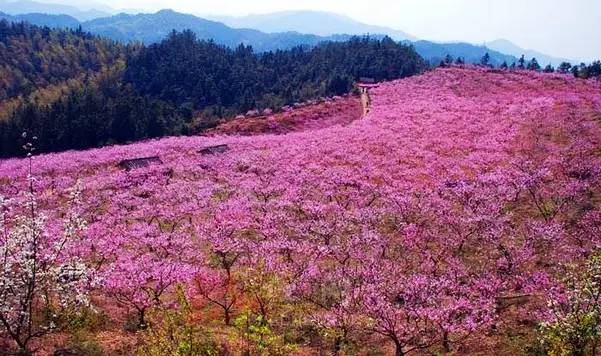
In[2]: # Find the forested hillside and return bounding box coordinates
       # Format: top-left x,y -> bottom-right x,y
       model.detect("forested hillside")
126,30 -> 424,111
0,24 -> 426,157
0,20 -> 124,101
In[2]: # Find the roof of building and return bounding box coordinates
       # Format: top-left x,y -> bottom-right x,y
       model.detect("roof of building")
118,156 -> 162,170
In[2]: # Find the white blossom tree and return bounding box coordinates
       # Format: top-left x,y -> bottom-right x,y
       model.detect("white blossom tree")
0,138 -> 94,354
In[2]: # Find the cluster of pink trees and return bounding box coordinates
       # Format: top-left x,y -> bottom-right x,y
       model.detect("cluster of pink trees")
207,93 -> 363,136
0,67 -> 600,353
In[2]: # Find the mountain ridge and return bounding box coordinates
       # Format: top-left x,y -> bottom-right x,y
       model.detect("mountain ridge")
0,8 -> 516,65
485,39 -> 575,67
0,2 -> 582,65
82,9 -> 352,52
210,10 -> 416,41
0,10 -> 80,28
0,0 -> 110,21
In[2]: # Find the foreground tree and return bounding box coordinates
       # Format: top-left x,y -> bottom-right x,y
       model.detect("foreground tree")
541,253 -> 601,355
102,216 -> 198,329
193,196 -> 259,326
138,286 -> 219,356
0,141 -> 93,354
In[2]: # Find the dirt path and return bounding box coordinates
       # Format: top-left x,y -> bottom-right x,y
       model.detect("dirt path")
361,90 -> 371,117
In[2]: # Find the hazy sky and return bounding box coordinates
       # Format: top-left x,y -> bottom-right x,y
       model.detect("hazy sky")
52,0 -> 601,62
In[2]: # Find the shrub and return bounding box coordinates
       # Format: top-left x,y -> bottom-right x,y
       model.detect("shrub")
59,332 -> 104,356
137,286 -> 219,356
232,310 -> 298,356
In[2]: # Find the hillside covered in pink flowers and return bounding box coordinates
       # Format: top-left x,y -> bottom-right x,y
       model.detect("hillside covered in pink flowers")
1,67 -> 601,355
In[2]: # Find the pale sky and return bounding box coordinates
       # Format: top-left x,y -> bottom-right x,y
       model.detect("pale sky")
54,0 -> 601,62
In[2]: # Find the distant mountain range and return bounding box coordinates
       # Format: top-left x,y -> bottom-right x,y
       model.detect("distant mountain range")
0,1 -> 580,66
0,10 -> 79,28
83,10 -> 356,52
412,40 -> 516,67
0,0 -> 111,21
0,7 -> 525,67
211,10 -> 416,41
485,39 -> 575,67
0,9 -> 521,66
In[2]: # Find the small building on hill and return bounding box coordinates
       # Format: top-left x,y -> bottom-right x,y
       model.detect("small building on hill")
356,78 -> 380,94
118,156 -> 162,170
199,144 -> 229,155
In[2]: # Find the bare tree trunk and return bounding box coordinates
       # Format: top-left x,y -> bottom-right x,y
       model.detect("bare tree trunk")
393,339 -> 404,356
16,342 -> 32,356
443,331 -> 452,353
224,307 -> 231,326
137,308 -> 147,329
332,336 -> 342,355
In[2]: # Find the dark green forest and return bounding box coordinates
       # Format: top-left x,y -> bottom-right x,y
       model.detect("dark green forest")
0,21 -> 125,101
125,30 -> 424,113
0,22 -> 426,157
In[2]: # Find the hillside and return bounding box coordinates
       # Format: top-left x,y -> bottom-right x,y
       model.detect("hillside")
207,94 -> 364,136
0,27 -> 425,157
0,67 -> 599,354
124,33 -> 423,110
0,20 -> 124,102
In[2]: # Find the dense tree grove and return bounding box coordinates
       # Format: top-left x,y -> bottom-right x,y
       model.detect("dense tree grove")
0,26 -> 426,158
0,64 -> 190,157
125,30 -> 425,112
0,20 -> 124,101
571,61 -> 601,79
